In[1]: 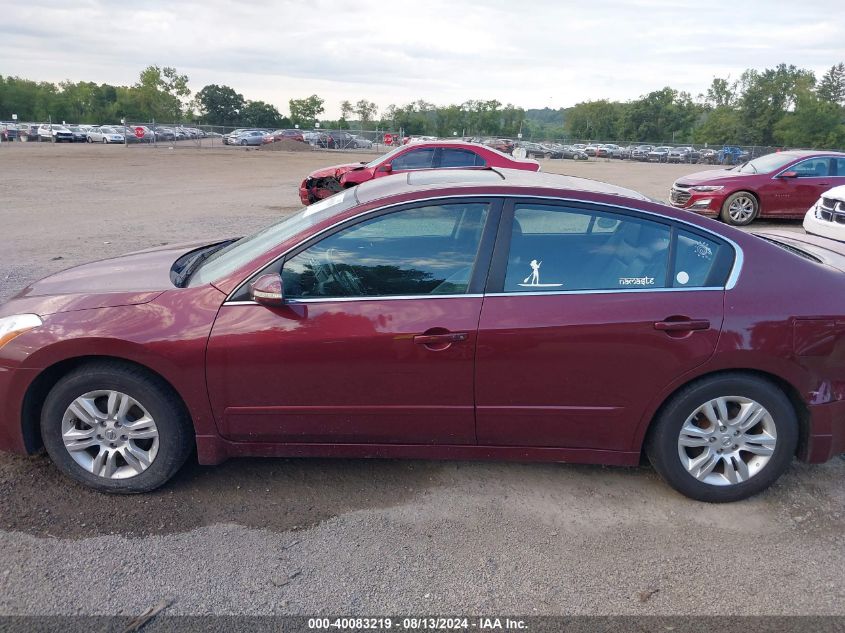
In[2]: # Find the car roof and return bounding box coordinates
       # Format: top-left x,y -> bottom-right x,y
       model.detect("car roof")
771,149 -> 845,158
354,167 -> 650,205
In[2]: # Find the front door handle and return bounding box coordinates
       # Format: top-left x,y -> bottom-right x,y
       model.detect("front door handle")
413,332 -> 468,345
654,319 -> 710,332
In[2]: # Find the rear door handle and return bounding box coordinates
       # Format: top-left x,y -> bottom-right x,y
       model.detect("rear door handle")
654,319 -> 710,332
413,332 -> 468,345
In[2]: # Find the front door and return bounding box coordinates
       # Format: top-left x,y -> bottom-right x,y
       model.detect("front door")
475,201 -> 731,451
764,157 -> 834,216
206,200 -> 498,445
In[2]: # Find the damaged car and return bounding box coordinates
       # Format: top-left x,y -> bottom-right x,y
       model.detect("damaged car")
299,141 -> 540,205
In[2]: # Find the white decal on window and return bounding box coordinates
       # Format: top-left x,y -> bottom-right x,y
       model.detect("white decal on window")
676,271 -> 690,285
518,259 -> 563,288
693,241 -> 713,259
618,277 -> 655,286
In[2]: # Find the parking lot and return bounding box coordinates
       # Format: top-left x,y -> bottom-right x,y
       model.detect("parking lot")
0,144 -> 842,616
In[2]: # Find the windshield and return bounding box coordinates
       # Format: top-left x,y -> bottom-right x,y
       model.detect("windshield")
188,189 -> 359,286
736,152 -> 798,174
365,145 -> 410,168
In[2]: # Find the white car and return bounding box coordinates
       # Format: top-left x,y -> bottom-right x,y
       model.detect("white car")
38,124 -> 74,142
86,126 -> 125,144
804,186 -> 845,242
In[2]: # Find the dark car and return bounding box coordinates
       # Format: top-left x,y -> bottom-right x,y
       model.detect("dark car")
667,147 -> 701,164
631,145 -> 653,161
67,126 -> 88,143
647,146 -> 672,163
270,129 -> 305,143
670,150 -> 845,225
2,168 -> 844,501
317,131 -> 357,149
1,123 -> 19,141
521,142 -> 562,159
559,145 -> 589,161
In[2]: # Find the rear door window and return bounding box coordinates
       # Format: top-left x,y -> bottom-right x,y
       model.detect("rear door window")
439,148 -> 485,168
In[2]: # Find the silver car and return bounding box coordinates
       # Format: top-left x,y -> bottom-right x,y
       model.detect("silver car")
230,130 -> 267,146
87,126 -> 125,144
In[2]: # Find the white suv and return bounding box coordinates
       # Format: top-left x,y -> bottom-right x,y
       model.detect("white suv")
38,124 -> 74,142
804,186 -> 845,242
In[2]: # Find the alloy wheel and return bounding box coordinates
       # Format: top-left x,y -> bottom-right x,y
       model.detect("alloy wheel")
61,390 -> 159,479
728,196 -> 756,223
677,396 -> 777,486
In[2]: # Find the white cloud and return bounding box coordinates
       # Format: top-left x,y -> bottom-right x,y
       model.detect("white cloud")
1,0 -> 843,117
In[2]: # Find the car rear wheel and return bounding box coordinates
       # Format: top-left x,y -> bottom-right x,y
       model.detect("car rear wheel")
721,191 -> 758,226
41,362 -> 193,493
646,374 -> 797,502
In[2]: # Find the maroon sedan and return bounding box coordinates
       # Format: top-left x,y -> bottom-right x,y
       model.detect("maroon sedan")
299,141 -> 539,205
671,150 -> 845,226
2,169 -> 844,501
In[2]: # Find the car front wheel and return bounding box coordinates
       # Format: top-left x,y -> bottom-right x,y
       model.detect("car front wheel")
721,191 -> 758,226
646,374 -> 798,502
41,362 -> 193,493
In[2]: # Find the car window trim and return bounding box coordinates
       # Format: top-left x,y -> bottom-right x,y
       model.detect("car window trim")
484,197 -> 738,295
224,194 -> 743,304
226,197 -> 503,303
772,156 -> 839,180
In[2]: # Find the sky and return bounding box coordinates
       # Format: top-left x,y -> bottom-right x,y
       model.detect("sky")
2,0 -> 844,118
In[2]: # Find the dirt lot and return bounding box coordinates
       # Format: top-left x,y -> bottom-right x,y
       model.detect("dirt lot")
0,144 -> 840,617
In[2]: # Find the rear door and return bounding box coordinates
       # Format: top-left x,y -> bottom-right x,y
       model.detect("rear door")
475,200 -> 732,451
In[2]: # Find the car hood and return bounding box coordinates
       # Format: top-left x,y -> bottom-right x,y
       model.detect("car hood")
1,240 -> 213,317
675,168 -> 749,185
307,162 -> 369,179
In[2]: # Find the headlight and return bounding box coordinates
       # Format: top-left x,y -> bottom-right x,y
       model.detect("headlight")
691,185 -> 724,192
0,314 -> 42,348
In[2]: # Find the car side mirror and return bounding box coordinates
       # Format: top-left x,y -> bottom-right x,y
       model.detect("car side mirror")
378,163 -> 392,173
780,171 -> 798,179
249,273 -> 284,307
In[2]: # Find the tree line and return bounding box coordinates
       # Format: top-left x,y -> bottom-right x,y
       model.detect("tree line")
1,63 -> 843,148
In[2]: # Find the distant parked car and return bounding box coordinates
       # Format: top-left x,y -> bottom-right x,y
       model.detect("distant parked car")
300,141 -> 540,204
317,131 -> 357,149
631,145 -> 653,161
667,147 -> 701,164
351,135 -> 373,149
17,124 -> 40,142
230,130 -> 267,146
1,123 -> 19,141
803,186 -> 845,243
483,138 -> 514,155
222,129 -> 249,145
67,126 -> 88,143
268,129 -> 306,143
584,143 -> 601,157
647,146 -> 672,163
596,144 -> 620,158
559,145 -> 588,160
38,124 -> 74,142
697,148 -> 718,164
670,150 -> 845,225
521,142 -> 562,159
86,126 -> 124,144
154,127 -> 177,142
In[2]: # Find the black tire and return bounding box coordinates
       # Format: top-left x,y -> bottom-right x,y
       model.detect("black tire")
40,361 -> 193,494
646,373 -> 798,502
720,191 -> 759,226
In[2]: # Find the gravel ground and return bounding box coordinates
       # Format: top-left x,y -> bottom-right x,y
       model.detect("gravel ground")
0,144 -> 839,617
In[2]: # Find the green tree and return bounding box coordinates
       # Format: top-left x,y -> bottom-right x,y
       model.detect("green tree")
289,94 -> 325,128
354,99 -> 378,126
196,84 -> 245,126
775,89 -> 845,148
817,62 -> 845,106
132,65 -> 190,121
241,100 -> 289,128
